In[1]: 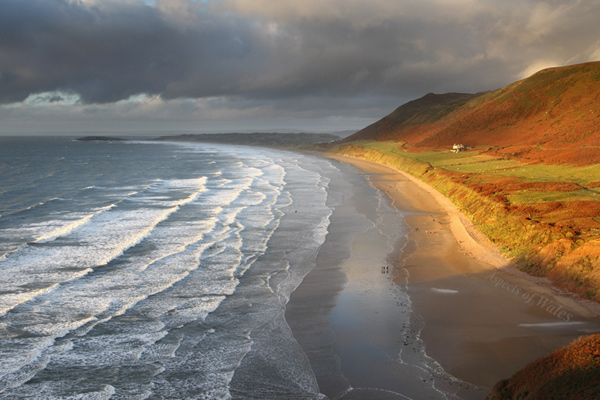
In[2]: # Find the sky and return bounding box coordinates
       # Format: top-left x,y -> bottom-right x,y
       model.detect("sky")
1,0 -> 600,135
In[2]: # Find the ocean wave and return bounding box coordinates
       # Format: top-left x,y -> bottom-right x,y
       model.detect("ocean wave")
0,141 -> 339,398
0,170 -> 282,392
34,204 -> 117,243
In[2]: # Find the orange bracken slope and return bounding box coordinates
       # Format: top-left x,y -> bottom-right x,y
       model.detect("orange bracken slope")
348,61 -> 600,165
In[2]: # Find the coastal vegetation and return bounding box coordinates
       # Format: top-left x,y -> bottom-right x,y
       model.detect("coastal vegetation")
326,62 -> 600,304
323,61 -> 600,398
328,140 -> 600,302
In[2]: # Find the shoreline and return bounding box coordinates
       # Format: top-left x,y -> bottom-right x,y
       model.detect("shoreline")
326,154 -> 600,389
285,157 -> 483,399
327,154 -> 600,319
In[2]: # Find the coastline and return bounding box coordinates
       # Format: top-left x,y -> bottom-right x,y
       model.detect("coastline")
328,154 -> 600,315
285,157 -> 484,400
325,154 -> 600,389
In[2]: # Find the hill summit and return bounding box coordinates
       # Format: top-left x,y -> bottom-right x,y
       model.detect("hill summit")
348,61 -> 600,165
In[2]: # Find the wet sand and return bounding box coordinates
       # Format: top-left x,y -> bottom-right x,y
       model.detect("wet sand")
286,153 -> 600,399
329,155 -> 600,387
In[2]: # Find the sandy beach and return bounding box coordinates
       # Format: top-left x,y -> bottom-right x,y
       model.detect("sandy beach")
286,153 -> 600,399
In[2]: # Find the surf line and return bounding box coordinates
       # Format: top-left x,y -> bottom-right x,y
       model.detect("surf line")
488,272 -> 573,322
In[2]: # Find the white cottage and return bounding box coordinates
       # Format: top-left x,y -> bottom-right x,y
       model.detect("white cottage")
451,144 -> 465,153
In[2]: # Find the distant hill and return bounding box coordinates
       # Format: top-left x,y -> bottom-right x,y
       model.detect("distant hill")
76,136 -> 127,142
347,61 -> 600,165
154,132 -> 340,147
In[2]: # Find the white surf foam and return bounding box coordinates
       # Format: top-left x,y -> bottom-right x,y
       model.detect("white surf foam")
34,204 -> 117,243
431,288 -> 459,294
0,142 -> 341,398
519,322 -> 586,328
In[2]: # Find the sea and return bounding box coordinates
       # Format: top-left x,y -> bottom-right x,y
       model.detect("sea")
0,136 -> 463,399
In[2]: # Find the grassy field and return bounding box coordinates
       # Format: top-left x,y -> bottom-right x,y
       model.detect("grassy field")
328,140 -> 600,302
353,140 -> 600,184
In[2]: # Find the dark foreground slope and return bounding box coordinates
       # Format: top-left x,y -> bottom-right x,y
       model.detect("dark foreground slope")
486,334 -> 600,400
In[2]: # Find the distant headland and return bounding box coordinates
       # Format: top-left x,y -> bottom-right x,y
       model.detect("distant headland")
76,136 -> 128,142
153,132 -> 341,147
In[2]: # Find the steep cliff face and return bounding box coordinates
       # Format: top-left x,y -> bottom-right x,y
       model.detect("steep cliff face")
486,334 -> 600,400
348,61 -> 600,165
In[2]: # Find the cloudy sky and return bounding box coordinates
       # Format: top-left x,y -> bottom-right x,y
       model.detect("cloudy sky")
1,0 -> 600,135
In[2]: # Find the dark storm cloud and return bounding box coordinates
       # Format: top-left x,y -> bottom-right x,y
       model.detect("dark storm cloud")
1,0 -> 600,133
0,0 -> 259,104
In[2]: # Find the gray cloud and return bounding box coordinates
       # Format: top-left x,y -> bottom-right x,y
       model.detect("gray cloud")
1,0 -> 600,133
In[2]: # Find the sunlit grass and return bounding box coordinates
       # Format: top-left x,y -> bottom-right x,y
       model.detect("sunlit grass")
350,140 -> 600,186
504,164 -> 600,185
508,189 -> 600,203
329,140 -> 600,302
